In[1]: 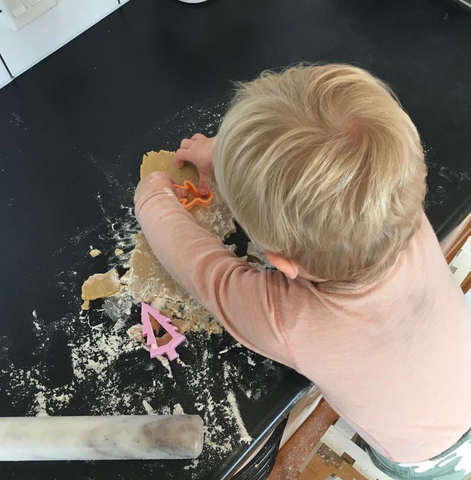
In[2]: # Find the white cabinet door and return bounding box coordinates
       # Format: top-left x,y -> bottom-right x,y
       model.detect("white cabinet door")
0,0 -> 59,32
0,0 -> 120,78
0,59 -> 12,88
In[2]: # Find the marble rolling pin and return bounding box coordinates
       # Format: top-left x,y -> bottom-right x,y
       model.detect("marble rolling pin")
0,415 -> 204,461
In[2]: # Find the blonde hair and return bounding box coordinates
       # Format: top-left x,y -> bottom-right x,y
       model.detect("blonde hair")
214,64 -> 427,283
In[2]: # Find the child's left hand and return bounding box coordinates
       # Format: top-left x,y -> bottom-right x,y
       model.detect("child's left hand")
134,172 -> 187,215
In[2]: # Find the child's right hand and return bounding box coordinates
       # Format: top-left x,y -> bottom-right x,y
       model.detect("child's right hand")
175,134 -> 214,196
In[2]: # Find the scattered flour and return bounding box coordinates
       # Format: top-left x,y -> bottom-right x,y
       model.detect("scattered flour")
35,391 -> 48,417
142,399 -> 155,414
0,97 -> 285,478
218,343 -> 242,355
184,459 -> 200,470
425,155 -> 471,207
32,310 -> 41,332
226,391 -> 252,444
1,303 -> 261,472
157,356 -> 173,379
102,293 -> 133,324
160,406 -> 171,415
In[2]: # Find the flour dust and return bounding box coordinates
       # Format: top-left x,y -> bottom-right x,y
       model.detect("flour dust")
0,97 -> 289,477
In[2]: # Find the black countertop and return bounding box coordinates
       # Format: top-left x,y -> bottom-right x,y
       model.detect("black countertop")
0,0 -> 470,479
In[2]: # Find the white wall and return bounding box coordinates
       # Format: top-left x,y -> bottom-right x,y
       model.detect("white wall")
467,290 -> 471,311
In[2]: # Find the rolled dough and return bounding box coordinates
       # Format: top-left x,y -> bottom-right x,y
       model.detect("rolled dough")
120,150 -> 236,332
247,241 -> 273,267
121,233 -> 220,333
246,242 -> 273,271
80,150 -> 235,334
139,150 -> 236,241
141,150 -> 199,185
81,269 -> 121,310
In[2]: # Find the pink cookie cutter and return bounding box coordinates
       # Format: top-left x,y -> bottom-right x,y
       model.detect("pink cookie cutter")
141,303 -> 186,361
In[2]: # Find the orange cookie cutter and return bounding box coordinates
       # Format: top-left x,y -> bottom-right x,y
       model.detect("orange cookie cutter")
173,180 -> 213,211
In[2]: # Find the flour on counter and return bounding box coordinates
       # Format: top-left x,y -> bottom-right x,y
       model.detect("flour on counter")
0,305 -> 260,469
218,343 -> 242,355
157,356 -> 173,379
425,154 -> 471,207
35,391 -> 48,417
102,293 -> 133,323
226,391 -> 252,443
247,356 -> 256,367
0,97 -> 284,477
142,399 -> 155,414
32,310 -> 42,332
184,460 -> 200,470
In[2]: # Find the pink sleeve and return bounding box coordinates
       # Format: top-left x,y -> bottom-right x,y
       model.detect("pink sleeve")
134,176 -> 297,369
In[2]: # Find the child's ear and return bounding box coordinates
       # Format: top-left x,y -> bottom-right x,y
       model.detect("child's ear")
266,252 -> 299,279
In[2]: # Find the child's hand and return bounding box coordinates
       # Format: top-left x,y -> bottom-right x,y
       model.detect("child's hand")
175,134 -> 214,196
134,172 -> 187,215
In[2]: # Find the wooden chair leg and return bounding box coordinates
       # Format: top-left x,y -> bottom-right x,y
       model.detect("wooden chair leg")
267,399 -> 339,480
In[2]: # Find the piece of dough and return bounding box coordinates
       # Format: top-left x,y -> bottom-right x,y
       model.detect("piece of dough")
121,233 -> 217,332
247,241 -> 276,270
225,243 -> 237,254
81,269 -> 121,310
81,150 -> 234,333
140,150 -> 236,242
247,241 -> 268,264
121,150 -> 236,332
115,248 -> 124,257
127,324 -> 144,343
89,249 -> 101,258
141,150 -> 199,185
120,150 -> 237,332
121,233 -> 184,303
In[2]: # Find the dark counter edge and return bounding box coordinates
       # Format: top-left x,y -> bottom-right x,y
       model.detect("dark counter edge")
434,191 -> 471,241
225,385 -> 312,480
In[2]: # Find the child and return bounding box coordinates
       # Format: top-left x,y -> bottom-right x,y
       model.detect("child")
134,64 -> 471,479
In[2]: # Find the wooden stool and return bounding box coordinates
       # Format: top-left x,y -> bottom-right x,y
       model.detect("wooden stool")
298,426 -> 394,480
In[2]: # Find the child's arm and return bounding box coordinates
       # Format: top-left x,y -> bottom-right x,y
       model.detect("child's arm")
134,172 -> 298,370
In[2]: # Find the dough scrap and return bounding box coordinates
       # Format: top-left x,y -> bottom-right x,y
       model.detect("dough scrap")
127,324 -> 144,343
115,248 -> 124,257
81,269 -> 121,310
89,249 -> 101,258
247,241 -> 271,265
225,243 -> 237,254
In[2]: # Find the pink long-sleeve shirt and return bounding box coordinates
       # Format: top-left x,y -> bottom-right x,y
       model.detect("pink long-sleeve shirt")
135,173 -> 471,463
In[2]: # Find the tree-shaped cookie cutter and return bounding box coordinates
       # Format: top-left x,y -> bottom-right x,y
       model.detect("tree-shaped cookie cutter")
141,303 -> 186,361
173,180 -> 213,211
